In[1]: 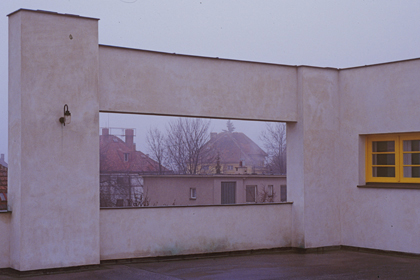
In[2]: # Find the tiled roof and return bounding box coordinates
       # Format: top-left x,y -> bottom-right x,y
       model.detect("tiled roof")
100,134 -> 168,174
204,132 -> 267,164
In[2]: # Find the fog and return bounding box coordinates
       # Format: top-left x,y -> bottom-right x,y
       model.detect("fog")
99,113 -> 270,154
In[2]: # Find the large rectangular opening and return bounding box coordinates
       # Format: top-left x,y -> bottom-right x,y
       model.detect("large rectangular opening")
99,113 -> 287,207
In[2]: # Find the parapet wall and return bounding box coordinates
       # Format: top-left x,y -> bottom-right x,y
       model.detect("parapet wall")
100,203 -> 292,260
0,213 -> 10,269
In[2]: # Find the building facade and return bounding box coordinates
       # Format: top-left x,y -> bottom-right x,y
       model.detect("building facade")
3,9 -> 420,272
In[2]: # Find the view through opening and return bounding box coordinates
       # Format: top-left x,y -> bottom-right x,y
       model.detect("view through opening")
100,113 -> 286,207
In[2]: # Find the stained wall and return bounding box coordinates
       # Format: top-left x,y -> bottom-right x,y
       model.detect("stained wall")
339,59 -> 420,254
100,204 -> 292,260
98,45 -> 298,122
8,10 -> 100,271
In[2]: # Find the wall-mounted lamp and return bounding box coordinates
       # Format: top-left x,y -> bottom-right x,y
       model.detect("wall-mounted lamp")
59,104 -> 71,126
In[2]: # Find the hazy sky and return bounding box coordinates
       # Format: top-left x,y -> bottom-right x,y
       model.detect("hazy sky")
1,0 -> 420,162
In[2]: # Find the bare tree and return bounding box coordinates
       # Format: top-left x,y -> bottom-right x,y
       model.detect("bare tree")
100,173 -> 144,207
165,118 -> 212,174
146,127 -> 166,174
260,122 -> 286,175
258,184 -> 276,203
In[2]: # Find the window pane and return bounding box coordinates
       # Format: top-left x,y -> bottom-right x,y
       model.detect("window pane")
280,185 -> 287,202
372,167 -> 395,177
246,186 -> 256,202
372,154 -> 395,165
403,153 -> 420,165
403,166 -> 420,178
372,141 -> 394,152
403,140 -> 420,152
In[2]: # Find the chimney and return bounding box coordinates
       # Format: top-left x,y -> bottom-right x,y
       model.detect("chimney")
102,128 -> 109,136
210,132 -> 217,140
125,129 -> 134,150
0,154 -> 3,161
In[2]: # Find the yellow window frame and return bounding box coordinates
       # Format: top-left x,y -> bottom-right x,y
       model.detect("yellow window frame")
399,133 -> 420,183
366,133 -> 420,183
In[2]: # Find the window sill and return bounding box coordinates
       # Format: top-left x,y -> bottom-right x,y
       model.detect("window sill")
358,183 -> 420,190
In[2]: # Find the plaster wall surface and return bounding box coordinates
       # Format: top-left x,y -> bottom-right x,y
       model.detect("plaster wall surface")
339,59 -> 420,254
98,46 -> 298,122
0,213 -> 10,268
287,67 -> 341,248
8,10 -> 100,271
144,176 -> 215,206
300,67 -> 341,248
100,204 -> 292,260
8,11 -> 22,269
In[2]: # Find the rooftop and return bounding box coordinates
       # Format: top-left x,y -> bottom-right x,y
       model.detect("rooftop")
1,248 -> 420,279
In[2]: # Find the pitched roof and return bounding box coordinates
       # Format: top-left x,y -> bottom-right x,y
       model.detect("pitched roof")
100,133 -> 169,174
204,132 -> 267,164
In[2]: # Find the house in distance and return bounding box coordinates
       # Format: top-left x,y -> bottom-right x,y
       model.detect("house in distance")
99,128 -> 169,207
201,131 -> 268,175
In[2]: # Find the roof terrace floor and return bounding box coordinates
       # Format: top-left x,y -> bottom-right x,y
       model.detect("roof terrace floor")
1,249 -> 420,279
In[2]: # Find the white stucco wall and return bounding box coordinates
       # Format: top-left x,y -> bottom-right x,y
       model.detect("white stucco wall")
8,10 -> 100,271
98,45 -> 298,122
0,213 -> 10,268
100,204 -> 292,260
287,67 -> 341,248
340,59 -> 420,254
339,59 -> 420,254
8,7 -> 420,273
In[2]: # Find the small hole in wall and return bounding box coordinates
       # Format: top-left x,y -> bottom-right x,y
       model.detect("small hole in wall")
69,34 -> 73,40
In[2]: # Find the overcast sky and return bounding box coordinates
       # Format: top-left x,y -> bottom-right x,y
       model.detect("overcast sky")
1,0 -> 420,162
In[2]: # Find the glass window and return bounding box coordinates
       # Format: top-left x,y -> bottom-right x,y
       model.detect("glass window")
366,133 -> 420,183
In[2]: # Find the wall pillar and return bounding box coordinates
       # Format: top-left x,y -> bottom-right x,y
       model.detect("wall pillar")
8,9 -> 99,271
287,66 -> 341,248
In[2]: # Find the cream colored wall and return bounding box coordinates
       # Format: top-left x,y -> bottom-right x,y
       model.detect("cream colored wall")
100,204 -> 292,260
144,176 -> 215,206
8,10 -> 100,271
98,46 -> 298,122
0,213 -> 10,268
339,59 -> 420,254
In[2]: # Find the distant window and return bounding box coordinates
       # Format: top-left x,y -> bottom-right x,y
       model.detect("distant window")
227,165 -> 233,170
124,153 -> 129,162
246,185 -> 257,202
280,185 -> 287,202
202,165 -> 209,171
190,188 -> 197,199
221,182 -> 236,204
268,185 -> 273,197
